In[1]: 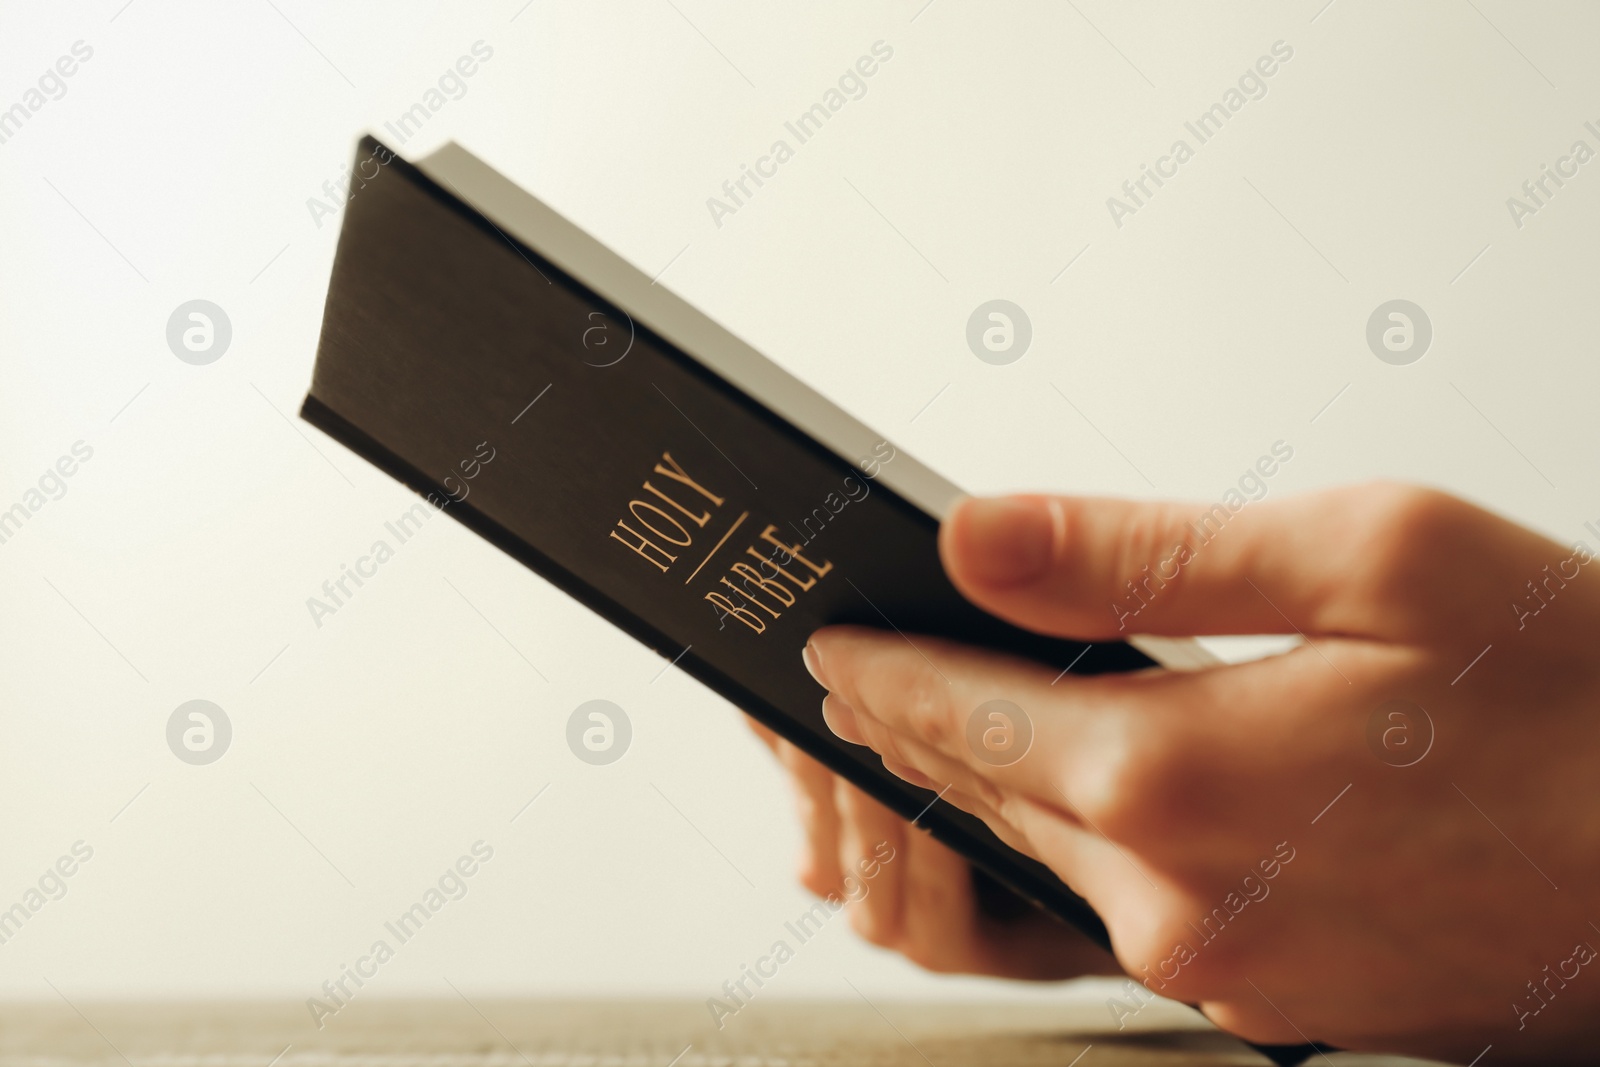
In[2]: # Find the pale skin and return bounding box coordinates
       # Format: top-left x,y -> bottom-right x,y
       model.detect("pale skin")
751,484 -> 1600,1064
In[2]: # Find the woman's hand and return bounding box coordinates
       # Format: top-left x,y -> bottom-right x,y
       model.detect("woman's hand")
747,718 -> 1119,981
804,484 -> 1600,1064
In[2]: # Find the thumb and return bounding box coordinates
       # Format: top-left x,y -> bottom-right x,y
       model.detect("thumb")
936,484 -> 1526,643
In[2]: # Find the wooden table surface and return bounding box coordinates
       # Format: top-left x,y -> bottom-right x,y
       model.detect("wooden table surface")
0,998 -> 1281,1067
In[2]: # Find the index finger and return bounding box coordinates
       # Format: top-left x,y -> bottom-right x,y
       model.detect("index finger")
804,624 -> 1152,816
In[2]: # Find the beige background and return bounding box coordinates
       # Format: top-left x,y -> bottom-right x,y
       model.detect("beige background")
0,1 -> 1595,1048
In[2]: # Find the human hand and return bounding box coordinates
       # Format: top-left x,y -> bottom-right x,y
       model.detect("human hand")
746,717 -> 1119,981
804,485 -> 1600,1063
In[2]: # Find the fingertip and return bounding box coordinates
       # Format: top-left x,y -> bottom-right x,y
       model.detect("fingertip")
822,695 -> 866,745
881,756 -> 938,791
935,493 -> 971,564
801,639 -> 827,688
835,786 -> 905,947
797,853 -> 838,899
804,624 -> 898,695
942,495 -> 1059,590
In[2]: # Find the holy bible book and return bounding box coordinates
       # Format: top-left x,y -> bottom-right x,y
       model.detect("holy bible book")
298,138 -> 1330,1060
303,135 -> 1319,1067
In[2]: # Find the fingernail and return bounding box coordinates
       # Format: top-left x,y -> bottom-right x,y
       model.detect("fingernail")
822,694 -> 864,745
952,496 -> 1055,586
802,639 -> 828,688
882,757 -> 937,790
